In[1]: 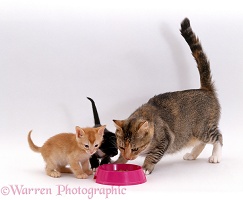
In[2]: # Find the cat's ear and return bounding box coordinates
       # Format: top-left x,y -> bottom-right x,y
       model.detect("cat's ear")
98,125 -> 106,136
113,120 -> 124,130
113,120 -> 124,137
138,121 -> 149,132
76,126 -> 85,138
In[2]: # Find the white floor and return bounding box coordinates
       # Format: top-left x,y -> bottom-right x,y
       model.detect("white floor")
1,132 -> 242,200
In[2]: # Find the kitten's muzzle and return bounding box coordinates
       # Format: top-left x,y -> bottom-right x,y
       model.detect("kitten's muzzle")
89,150 -> 97,155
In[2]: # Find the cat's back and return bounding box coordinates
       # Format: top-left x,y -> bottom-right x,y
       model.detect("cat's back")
147,89 -> 220,124
148,89 -> 219,109
42,133 -> 75,149
40,133 -> 77,165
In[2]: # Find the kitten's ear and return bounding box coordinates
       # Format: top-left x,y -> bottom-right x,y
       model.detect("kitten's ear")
76,126 -> 85,138
113,120 -> 124,130
98,125 -> 106,136
138,121 -> 149,132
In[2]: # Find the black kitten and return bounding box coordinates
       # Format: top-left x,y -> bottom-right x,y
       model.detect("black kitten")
87,97 -> 118,170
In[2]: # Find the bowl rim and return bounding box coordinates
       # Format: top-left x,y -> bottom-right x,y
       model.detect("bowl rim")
98,163 -> 143,172
95,163 -> 147,186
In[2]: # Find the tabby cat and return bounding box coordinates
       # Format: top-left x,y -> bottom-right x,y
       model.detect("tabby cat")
87,97 -> 118,170
28,126 -> 105,178
113,18 -> 223,174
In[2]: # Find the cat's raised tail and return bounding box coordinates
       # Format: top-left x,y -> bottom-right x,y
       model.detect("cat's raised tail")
180,18 -> 215,93
28,130 -> 41,153
87,97 -> 101,126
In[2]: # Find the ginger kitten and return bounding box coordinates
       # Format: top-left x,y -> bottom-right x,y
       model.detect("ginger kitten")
113,18 -> 223,174
28,126 -> 105,178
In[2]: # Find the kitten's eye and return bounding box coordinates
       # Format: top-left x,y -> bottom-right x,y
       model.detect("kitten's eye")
84,145 -> 89,148
131,148 -> 138,152
94,144 -> 98,148
119,146 -> 125,150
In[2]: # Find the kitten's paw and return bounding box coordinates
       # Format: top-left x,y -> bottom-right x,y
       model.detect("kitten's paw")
208,155 -> 221,163
92,168 -> 97,172
142,163 -> 155,175
85,169 -> 93,176
49,171 -> 61,178
76,173 -> 88,179
183,153 -> 196,160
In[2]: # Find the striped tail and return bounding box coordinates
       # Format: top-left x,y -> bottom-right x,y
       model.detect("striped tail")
180,18 -> 215,92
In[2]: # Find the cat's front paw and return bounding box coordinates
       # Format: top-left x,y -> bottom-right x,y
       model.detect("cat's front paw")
183,153 -> 196,160
208,155 -> 221,163
142,163 -> 155,175
76,173 -> 88,179
49,171 -> 61,178
92,168 -> 97,172
85,169 -> 93,176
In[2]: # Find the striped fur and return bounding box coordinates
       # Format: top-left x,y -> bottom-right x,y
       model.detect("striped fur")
113,18 -> 223,174
180,18 -> 215,92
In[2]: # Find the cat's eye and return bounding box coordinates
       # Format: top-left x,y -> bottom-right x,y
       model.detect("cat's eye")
94,144 -> 98,148
84,145 -> 89,148
131,148 -> 138,152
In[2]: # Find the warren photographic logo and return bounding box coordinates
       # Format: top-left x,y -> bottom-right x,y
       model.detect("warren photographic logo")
1,184 -> 127,199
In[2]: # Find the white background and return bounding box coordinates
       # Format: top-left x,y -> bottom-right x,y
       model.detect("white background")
1,0 -> 243,199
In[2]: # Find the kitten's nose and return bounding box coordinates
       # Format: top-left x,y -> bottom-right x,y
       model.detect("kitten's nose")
90,151 -> 95,155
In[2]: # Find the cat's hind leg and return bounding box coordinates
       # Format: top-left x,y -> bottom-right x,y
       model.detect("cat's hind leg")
183,142 -> 206,160
207,128 -> 223,163
186,128 -> 223,163
58,165 -> 72,173
45,162 -> 61,178
208,141 -> 222,163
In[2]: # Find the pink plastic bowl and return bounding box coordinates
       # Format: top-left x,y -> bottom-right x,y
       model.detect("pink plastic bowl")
94,164 -> 146,186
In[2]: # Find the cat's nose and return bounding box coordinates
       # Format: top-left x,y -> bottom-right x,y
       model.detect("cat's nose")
124,156 -> 132,160
123,153 -> 137,160
90,150 -> 96,155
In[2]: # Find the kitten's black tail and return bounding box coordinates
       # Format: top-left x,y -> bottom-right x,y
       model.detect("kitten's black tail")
28,130 -> 41,153
87,97 -> 101,126
180,18 -> 215,92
